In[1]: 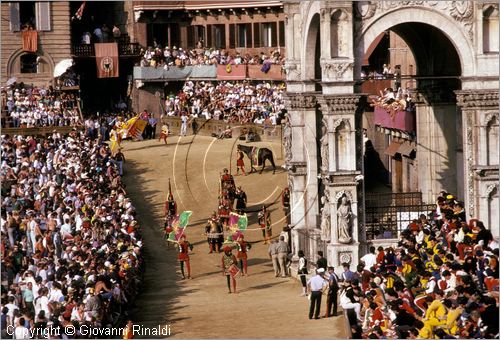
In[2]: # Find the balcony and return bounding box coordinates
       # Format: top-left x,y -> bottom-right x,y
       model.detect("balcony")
133,64 -> 284,81
71,42 -> 142,57
373,106 -> 415,132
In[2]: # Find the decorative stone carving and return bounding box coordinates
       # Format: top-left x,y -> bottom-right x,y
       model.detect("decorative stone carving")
465,111 -> 475,217
337,195 -> 353,244
320,189 -> 331,241
320,95 -> 361,115
283,93 -> 317,109
283,115 -> 293,164
354,1 -> 377,19
486,184 -> 498,198
356,1 -> 474,40
334,189 -> 354,202
332,118 -> 351,132
320,60 -> 354,80
338,252 -> 352,265
320,119 -> 329,173
283,60 -> 301,81
456,90 -> 500,108
484,112 -> 499,126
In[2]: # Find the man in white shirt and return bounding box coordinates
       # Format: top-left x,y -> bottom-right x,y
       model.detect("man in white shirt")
307,268 -> 328,319
360,246 -> 377,271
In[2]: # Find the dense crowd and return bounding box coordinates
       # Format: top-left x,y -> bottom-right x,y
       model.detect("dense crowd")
139,46 -> 284,67
3,84 -> 81,128
0,130 -> 142,338
337,192 -> 499,339
164,81 -> 286,125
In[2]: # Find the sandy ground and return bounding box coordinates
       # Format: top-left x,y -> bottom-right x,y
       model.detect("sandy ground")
121,134 -> 346,339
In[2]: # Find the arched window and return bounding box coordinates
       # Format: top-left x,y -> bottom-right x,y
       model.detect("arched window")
20,53 -> 37,73
486,115 -> 499,165
487,186 -> 498,231
483,5 -> 499,53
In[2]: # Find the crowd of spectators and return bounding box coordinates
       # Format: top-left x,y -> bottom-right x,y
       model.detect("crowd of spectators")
0,129 -> 142,338
139,46 -> 284,67
369,86 -> 415,114
339,191 -> 499,339
164,80 -> 286,125
2,83 -> 81,128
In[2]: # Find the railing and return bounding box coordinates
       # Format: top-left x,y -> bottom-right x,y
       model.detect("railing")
133,64 -> 285,81
71,42 -> 142,57
364,192 -> 435,240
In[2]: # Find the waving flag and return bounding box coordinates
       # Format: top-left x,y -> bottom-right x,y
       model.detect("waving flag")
228,212 -> 248,240
167,211 -> 193,241
119,115 -> 148,140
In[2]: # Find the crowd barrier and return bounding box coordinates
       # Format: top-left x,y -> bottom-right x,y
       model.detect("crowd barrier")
1,125 -> 83,136
163,116 -> 283,142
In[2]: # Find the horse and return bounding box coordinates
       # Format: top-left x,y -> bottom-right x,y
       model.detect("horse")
237,144 -> 276,174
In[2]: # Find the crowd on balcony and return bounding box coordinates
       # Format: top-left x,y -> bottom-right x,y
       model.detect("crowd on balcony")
0,129 -> 142,338
164,80 -> 286,125
139,45 -> 285,68
369,86 -> 415,114
2,84 -> 81,128
337,191 -> 498,339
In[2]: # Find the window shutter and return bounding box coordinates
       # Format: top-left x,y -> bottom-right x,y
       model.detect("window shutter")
229,24 -> 235,49
187,26 -> 194,49
253,23 -> 260,48
279,21 -> 285,47
10,2 -> 20,32
271,22 -> 277,47
36,2 -> 51,31
245,23 -> 252,48
206,24 -> 213,47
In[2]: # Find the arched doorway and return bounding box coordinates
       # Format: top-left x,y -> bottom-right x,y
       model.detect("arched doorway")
358,19 -> 464,239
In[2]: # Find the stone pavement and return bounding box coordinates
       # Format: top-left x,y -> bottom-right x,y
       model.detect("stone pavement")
121,135 -> 346,338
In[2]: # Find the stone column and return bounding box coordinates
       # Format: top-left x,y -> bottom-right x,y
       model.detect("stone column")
456,90 -> 499,237
318,94 -> 365,268
283,93 -> 320,264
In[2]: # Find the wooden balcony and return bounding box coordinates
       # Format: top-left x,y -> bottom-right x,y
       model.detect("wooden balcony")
71,42 -> 142,57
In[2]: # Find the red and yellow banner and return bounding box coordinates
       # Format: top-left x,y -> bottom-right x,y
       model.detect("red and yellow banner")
95,43 -> 119,78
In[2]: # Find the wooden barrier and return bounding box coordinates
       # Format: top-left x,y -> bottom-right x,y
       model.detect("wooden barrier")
163,117 -> 282,142
1,125 -> 83,137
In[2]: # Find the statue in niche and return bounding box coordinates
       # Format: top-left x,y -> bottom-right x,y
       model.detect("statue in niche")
320,191 -> 331,241
320,120 -> 328,172
337,195 -> 352,244
283,115 -> 292,164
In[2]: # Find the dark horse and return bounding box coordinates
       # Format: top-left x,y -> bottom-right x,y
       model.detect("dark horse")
237,144 -> 276,174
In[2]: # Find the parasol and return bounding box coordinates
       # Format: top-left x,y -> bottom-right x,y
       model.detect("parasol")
6,77 -> 17,86
53,59 -> 73,78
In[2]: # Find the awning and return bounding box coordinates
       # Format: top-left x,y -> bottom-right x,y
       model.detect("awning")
384,141 -> 402,156
398,142 -> 416,157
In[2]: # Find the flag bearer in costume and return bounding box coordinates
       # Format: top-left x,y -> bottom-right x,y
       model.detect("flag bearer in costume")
258,206 -> 272,244
178,235 -> 193,279
159,122 -> 169,144
234,187 -> 247,212
220,168 -> 236,204
236,234 -> 251,275
221,246 -> 238,293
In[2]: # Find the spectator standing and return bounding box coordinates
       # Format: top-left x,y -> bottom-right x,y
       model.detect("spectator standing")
307,268 -> 328,320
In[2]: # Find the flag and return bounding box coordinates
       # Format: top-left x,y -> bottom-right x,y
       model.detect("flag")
72,1 -> 86,21
95,43 -> 119,78
109,129 -> 120,155
119,115 -> 147,140
168,211 -> 193,241
229,212 -> 248,231
22,30 -> 38,53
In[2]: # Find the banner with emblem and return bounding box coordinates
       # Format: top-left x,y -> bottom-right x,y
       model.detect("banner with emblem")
95,43 -> 119,78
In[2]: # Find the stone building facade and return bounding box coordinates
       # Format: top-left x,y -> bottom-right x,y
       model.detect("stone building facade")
283,1 -> 499,269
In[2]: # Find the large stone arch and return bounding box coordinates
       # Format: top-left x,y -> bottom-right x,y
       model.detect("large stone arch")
302,1 -> 322,81
6,48 -> 55,80
355,7 -> 475,79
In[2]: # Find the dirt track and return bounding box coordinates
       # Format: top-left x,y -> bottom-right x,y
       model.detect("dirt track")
121,135 -> 346,338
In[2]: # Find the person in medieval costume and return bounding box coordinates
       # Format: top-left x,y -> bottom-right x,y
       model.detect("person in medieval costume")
258,205 -> 272,244
159,122 -> 169,144
178,235 -> 193,279
218,195 -> 232,227
236,234 -> 251,276
234,186 -> 247,211
221,246 -> 239,294
205,212 -> 223,253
